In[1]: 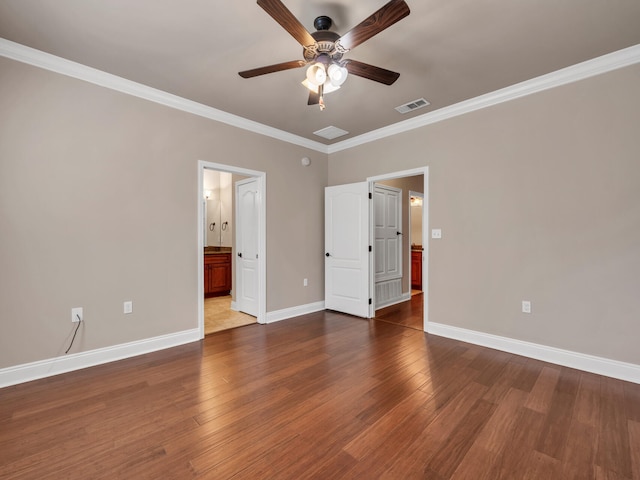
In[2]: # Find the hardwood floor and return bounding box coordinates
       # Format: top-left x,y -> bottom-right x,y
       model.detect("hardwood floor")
1,309 -> 639,479
375,292 -> 424,330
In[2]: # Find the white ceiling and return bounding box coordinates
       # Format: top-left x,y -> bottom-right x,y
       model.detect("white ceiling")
1,0 -> 639,144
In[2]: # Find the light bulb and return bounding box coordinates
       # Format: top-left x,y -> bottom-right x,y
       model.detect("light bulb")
327,64 -> 348,87
306,63 -> 326,86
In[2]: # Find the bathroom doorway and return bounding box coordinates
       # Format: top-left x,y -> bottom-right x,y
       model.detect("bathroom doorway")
198,161 -> 266,338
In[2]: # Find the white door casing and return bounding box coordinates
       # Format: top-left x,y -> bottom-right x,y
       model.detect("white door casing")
236,178 -> 260,317
324,182 -> 370,318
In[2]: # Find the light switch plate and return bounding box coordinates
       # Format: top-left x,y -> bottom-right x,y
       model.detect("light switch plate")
124,301 -> 133,314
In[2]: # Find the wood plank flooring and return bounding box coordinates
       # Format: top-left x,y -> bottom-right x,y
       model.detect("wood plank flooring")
1,302 -> 639,479
375,292 -> 424,330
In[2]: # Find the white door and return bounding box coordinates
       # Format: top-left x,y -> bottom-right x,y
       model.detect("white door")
325,182 -> 370,318
374,184 -> 402,282
236,178 -> 260,317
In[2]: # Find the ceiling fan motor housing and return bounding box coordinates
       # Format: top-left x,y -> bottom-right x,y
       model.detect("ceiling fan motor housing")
313,15 -> 332,31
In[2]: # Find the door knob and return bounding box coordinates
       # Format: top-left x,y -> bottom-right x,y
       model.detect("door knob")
325,252 -> 330,257
238,252 -> 242,258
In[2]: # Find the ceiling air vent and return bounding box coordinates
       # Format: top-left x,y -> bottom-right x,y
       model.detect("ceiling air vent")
313,126 -> 349,140
395,98 -> 430,114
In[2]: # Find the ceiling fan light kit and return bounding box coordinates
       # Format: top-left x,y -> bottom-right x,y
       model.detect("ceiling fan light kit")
239,0 -> 411,110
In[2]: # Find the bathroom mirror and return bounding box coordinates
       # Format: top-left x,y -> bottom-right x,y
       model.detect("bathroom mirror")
203,170 -> 233,247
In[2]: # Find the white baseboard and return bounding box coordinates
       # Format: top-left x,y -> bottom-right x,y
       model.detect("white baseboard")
375,292 -> 412,311
266,301 -> 326,324
427,322 -> 640,385
0,328 -> 200,388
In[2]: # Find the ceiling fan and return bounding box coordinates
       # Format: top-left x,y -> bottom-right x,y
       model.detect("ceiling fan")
239,0 -> 410,110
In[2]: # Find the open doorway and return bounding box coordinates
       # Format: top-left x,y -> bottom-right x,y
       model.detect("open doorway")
368,168 -> 428,331
324,167 -> 428,331
197,161 -> 266,338
409,191 -> 424,295
202,170 -> 254,334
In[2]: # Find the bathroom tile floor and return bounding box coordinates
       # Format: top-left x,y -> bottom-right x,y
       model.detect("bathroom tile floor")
204,295 -> 256,335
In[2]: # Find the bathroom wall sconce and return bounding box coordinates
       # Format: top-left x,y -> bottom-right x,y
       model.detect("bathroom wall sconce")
301,157 -> 311,167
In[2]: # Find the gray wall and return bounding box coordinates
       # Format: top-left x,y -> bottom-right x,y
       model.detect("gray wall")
0,57 -> 327,368
1,55 -> 639,372
329,64 -> 640,365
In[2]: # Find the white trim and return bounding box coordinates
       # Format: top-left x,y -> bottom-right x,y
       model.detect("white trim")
0,38 -> 328,154
0,328 -> 200,388
368,167 -> 427,183
327,44 -> 640,154
2,39 -> 638,155
375,292 -> 412,311
427,322 -> 640,385
266,301 -> 326,324
198,161 -> 267,336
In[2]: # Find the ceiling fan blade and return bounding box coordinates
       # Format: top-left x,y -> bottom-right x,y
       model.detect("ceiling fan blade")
257,0 -> 316,47
308,90 -> 320,105
239,60 -> 307,78
337,0 -> 410,51
345,60 -> 400,85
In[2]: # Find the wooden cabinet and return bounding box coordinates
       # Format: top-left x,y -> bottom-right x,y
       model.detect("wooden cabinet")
204,253 -> 232,296
411,250 -> 422,290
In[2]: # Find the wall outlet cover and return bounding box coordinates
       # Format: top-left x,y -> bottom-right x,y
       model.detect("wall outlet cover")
71,307 -> 83,323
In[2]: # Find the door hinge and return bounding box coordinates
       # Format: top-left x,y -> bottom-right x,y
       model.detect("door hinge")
368,245 -> 372,252
369,298 -> 372,305
368,192 -> 372,199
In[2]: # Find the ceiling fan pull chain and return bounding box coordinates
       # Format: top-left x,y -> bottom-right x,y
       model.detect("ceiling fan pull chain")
319,84 -> 325,111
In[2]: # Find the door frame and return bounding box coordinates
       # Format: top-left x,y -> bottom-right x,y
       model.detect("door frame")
408,190 -> 424,292
197,160 -> 267,339
367,167 -> 429,330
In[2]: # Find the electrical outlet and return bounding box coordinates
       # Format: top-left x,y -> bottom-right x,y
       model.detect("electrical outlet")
431,228 -> 442,239
303,278 -> 308,287
71,307 -> 83,323
124,301 -> 133,314
522,301 -> 531,314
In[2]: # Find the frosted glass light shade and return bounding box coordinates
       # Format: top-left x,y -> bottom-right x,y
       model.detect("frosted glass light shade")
306,64 -> 326,86
327,64 -> 348,87
302,79 -> 340,94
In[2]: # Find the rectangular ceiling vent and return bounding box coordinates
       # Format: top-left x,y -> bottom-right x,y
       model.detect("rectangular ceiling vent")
313,126 -> 349,140
395,98 -> 430,114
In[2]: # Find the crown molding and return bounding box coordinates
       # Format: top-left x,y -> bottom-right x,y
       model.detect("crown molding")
328,43 -> 640,154
0,38 -> 330,154
2,38 -> 638,155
